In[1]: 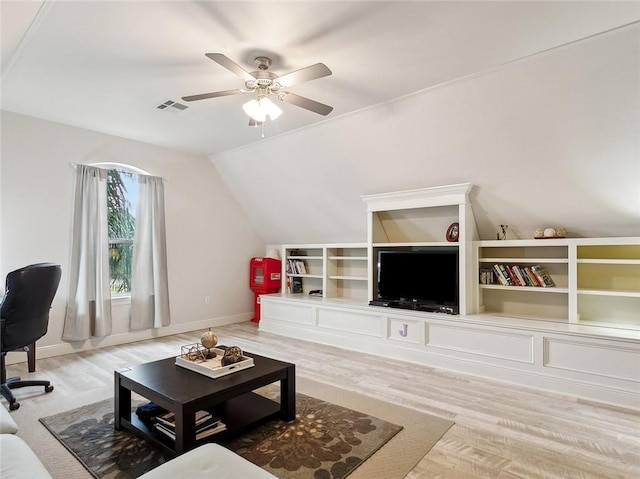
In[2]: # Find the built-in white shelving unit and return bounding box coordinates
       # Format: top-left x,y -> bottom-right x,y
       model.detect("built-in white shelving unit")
475,237 -> 640,330
282,243 -> 368,301
261,185 -> 640,410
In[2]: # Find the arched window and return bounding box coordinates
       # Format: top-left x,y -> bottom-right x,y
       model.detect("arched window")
63,162 -> 170,341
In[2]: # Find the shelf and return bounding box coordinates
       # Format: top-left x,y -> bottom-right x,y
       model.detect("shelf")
328,275 -> 368,281
373,242 -> 457,248
328,256 -> 368,261
577,259 -> 640,265
578,289 -> 640,298
125,392 -> 280,455
480,257 -> 568,264
480,284 -> 568,294
283,243 -> 369,300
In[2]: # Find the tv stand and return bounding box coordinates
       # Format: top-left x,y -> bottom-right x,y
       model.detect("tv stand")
369,300 -> 459,315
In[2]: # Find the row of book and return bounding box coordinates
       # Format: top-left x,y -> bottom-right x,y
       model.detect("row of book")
480,264 -> 556,287
153,409 -> 227,441
286,259 -> 307,275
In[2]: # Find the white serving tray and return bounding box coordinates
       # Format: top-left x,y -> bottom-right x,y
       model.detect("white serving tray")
175,347 -> 254,379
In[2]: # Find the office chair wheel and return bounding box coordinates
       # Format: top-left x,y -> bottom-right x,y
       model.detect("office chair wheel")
9,400 -> 20,411
45,384 -> 54,393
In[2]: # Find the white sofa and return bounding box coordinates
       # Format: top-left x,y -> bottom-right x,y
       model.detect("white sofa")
0,405 -> 53,479
1,404 -> 275,479
138,442 -> 277,479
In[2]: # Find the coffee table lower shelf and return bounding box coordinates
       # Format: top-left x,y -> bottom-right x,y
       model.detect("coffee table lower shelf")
122,392 -> 282,456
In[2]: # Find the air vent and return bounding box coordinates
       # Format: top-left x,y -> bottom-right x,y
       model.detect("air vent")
156,100 -> 189,111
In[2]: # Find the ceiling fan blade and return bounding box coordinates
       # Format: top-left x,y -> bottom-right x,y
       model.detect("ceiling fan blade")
205,53 -> 255,82
182,89 -> 245,102
277,63 -> 332,87
280,92 -> 333,116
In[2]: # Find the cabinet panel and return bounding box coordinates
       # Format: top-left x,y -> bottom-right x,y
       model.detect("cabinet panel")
544,338 -> 640,382
387,318 -> 422,344
317,308 -> 381,337
427,324 -> 534,363
262,300 -> 314,326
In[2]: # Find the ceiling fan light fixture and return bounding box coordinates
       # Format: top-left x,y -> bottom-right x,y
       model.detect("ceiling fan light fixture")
243,97 -> 282,122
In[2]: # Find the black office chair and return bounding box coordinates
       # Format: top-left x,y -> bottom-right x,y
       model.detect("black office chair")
1,263 -> 62,410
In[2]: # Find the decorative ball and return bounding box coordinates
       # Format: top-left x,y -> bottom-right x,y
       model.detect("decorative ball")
221,346 -> 243,366
534,228 -> 544,239
543,228 -> 556,238
201,330 -> 218,349
556,227 -> 567,237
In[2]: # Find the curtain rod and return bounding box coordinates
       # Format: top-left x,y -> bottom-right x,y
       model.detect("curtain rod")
69,162 -> 168,181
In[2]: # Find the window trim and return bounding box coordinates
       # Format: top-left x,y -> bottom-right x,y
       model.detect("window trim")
93,162 -> 151,176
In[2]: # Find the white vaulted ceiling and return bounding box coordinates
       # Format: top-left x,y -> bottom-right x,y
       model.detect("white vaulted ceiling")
2,1 -> 638,157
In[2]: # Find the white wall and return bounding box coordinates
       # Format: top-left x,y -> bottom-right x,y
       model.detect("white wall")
1,111 -> 265,358
211,24 -> 640,244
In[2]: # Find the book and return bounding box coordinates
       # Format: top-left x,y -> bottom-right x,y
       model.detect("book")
153,409 -> 226,441
515,266 -> 533,287
498,264 -> 515,286
195,422 -> 227,439
504,265 -> 519,286
479,268 -> 494,285
291,276 -> 303,293
531,265 -> 556,287
493,264 -> 509,286
511,265 -> 526,286
154,420 -> 226,441
512,265 -> 530,286
296,260 -> 307,274
155,410 -> 217,430
524,267 -> 542,287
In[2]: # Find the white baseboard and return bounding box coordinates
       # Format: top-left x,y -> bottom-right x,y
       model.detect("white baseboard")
5,313 -> 252,366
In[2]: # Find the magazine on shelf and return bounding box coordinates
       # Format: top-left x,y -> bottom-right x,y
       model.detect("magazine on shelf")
153,420 -> 227,441
291,276 -> 303,293
155,410 -> 219,430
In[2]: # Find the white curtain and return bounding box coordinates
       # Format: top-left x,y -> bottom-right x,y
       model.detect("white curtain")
63,164 -> 112,340
130,175 -> 171,330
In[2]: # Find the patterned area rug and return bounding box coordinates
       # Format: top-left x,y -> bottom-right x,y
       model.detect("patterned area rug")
39,392 -> 402,479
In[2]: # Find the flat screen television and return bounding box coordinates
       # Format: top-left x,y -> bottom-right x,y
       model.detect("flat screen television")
373,247 -> 459,313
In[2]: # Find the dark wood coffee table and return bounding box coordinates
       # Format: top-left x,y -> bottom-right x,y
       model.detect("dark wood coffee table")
114,349 -> 295,456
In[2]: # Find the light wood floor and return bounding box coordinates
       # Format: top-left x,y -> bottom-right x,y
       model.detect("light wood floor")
4,322 -> 640,478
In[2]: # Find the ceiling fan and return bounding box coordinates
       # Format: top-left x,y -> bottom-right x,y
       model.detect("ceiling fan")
182,53 -> 333,124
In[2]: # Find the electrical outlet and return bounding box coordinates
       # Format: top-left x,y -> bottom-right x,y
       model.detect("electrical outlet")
204,296 -> 210,305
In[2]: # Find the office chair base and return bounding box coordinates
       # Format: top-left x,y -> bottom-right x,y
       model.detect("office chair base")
1,376 -> 54,411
